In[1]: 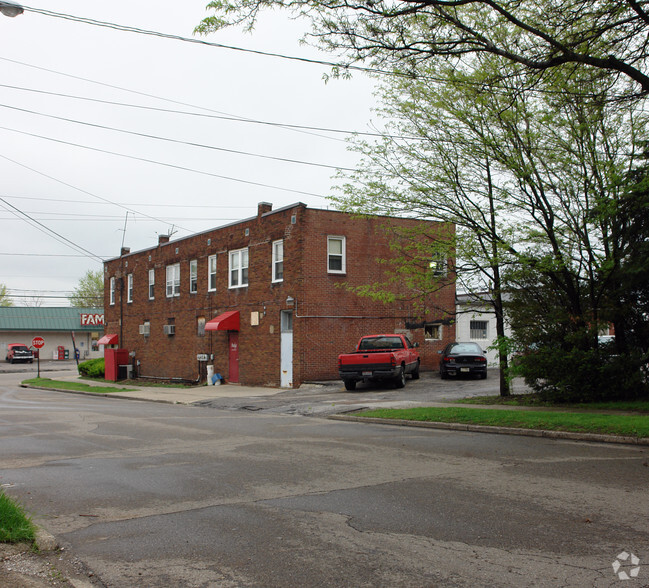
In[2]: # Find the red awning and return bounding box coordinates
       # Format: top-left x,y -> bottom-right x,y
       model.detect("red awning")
97,333 -> 119,346
205,311 -> 240,332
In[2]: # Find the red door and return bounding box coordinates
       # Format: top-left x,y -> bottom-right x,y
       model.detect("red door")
228,332 -> 239,383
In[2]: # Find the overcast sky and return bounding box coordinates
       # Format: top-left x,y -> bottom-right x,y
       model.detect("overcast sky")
0,0 -> 377,306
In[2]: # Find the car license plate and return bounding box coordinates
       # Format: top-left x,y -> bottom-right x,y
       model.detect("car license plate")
460,367 -> 470,372
362,371 -> 372,377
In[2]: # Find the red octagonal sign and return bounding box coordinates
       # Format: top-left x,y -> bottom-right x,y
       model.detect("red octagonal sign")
31,336 -> 45,349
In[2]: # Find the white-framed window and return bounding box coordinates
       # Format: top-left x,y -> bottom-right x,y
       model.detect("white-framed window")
189,259 -> 198,293
229,248 -> 249,288
127,273 -> 133,303
208,254 -> 217,291
272,240 -> 284,282
148,269 -> 155,300
425,323 -> 442,340
109,276 -> 115,306
327,236 -> 346,274
166,263 -> 180,297
470,320 -> 488,340
430,253 -> 447,277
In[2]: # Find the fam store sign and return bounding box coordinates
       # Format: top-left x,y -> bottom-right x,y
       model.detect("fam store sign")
80,313 -> 104,326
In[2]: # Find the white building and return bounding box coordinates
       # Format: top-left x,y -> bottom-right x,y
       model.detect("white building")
0,307 -> 104,362
455,293 -> 511,366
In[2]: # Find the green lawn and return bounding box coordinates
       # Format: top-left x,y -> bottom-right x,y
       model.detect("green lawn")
356,406 -> 649,438
22,378 -> 135,394
456,394 -> 649,412
0,491 -> 35,544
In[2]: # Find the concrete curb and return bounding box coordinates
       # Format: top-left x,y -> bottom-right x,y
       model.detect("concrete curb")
34,528 -> 58,552
328,414 -> 649,446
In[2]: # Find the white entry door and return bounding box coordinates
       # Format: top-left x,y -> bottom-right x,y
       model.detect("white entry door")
280,311 -> 293,387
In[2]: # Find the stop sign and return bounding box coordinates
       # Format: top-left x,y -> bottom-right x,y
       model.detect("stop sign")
31,336 -> 45,349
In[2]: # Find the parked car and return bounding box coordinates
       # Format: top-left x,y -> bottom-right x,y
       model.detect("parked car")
439,342 -> 487,379
6,343 -> 34,364
338,333 -> 420,390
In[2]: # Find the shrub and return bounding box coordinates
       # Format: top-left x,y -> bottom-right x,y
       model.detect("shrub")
513,335 -> 649,403
78,357 -> 105,378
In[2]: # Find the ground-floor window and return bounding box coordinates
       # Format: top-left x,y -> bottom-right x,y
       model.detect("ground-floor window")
470,320 -> 488,340
425,323 -> 442,340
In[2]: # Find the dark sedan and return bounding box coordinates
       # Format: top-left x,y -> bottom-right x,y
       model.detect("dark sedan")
439,342 -> 487,379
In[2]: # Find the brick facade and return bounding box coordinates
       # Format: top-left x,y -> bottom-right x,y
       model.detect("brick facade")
103,203 -> 456,387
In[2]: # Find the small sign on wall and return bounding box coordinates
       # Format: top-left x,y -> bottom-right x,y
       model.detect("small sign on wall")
197,354 -> 208,361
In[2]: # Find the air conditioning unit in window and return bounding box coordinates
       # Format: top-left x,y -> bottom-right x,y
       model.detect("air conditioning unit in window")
138,324 -> 150,336
163,324 -> 175,336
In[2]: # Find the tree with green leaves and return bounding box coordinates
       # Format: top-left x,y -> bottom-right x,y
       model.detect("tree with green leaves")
197,0 -> 649,99
333,54 -> 649,399
68,269 -> 104,308
0,283 -> 12,307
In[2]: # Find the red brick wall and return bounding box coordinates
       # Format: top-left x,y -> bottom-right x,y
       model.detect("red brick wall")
293,209 -> 455,381
104,204 -> 455,387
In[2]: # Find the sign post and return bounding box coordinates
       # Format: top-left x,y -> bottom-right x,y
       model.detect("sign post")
31,336 -> 45,378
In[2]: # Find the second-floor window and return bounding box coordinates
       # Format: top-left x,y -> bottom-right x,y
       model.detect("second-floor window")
127,273 -> 133,303
272,240 -> 283,282
109,276 -> 115,305
166,263 -> 180,297
229,248 -> 249,288
189,259 -> 198,293
430,253 -> 447,277
208,255 -> 217,291
327,236 -> 346,274
148,269 -> 155,300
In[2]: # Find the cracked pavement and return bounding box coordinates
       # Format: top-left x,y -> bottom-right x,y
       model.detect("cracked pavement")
1,369 -> 648,587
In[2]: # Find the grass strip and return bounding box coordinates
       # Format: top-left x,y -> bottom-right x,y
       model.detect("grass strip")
79,376 -> 194,389
0,491 -> 36,544
356,406 -> 649,438
22,378 -> 135,394
456,394 -> 649,412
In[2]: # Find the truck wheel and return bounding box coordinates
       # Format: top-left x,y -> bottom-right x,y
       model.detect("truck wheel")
344,380 -> 356,391
394,368 -> 406,389
440,370 -> 447,380
411,361 -> 420,380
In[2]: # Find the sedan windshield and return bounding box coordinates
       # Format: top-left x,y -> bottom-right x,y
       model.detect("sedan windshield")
448,343 -> 483,354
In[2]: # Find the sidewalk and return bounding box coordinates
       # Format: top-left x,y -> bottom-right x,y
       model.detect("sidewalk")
24,374 -> 283,405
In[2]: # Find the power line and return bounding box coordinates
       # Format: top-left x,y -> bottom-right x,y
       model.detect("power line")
0,197 -> 104,262
0,252 -> 111,258
0,130 -> 328,199
20,5 -> 394,78
11,9 -> 599,100
0,102 -> 356,172
0,154 -> 193,234
0,57 -> 350,146
0,82 -> 418,141
0,195 -> 258,209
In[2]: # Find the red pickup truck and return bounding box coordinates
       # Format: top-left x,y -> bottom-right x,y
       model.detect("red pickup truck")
338,334 -> 420,390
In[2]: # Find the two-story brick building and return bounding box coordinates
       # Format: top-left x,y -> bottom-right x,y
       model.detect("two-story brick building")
103,202 -> 456,387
